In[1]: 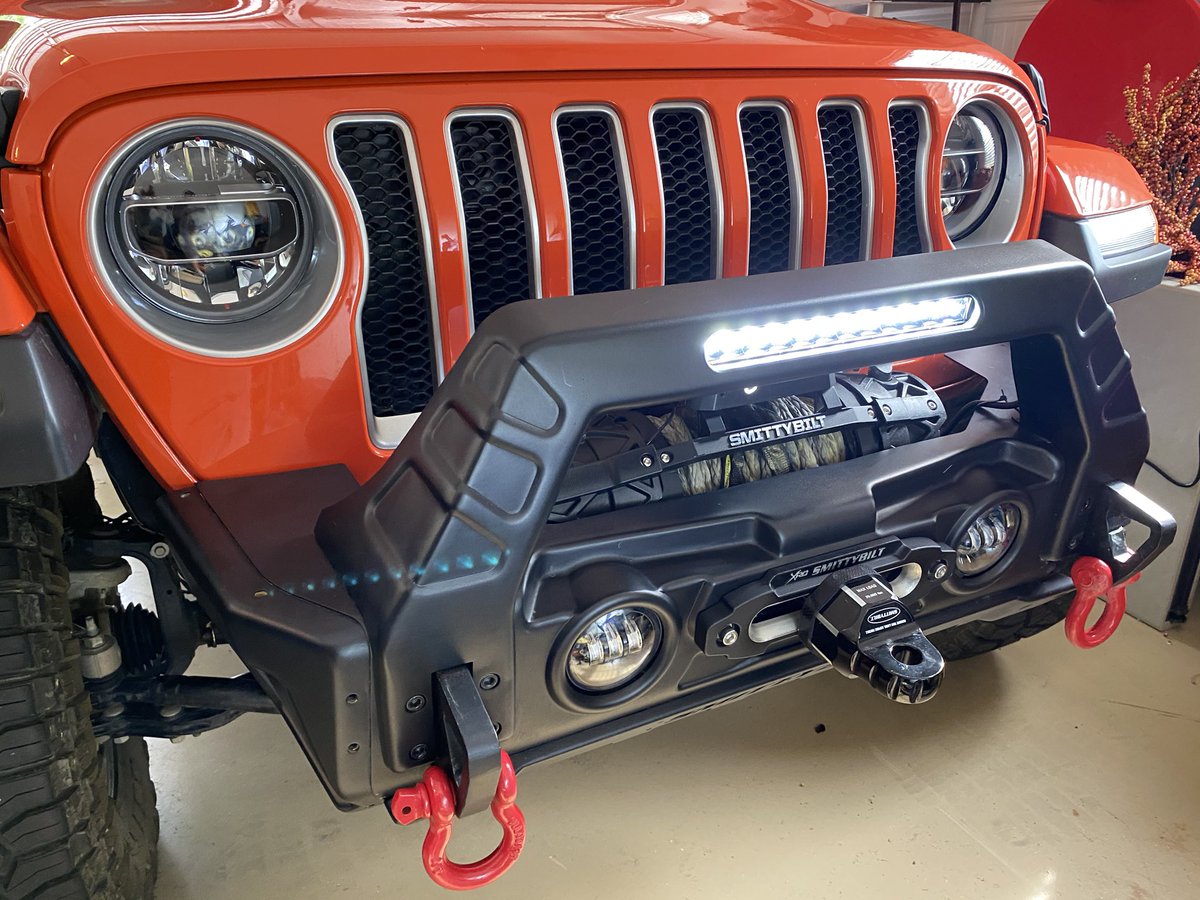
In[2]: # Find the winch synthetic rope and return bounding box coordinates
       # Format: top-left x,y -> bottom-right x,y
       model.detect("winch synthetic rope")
650,396 -> 847,496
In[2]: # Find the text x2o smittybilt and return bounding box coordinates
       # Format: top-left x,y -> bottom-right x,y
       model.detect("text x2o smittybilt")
0,1 -> 1178,895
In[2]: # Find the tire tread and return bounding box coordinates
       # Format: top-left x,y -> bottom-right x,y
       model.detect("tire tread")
0,486 -> 158,900
933,596 -> 1073,661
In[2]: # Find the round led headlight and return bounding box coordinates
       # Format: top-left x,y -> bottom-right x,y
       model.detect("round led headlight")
955,502 -> 1022,577
110,135 -> 309,321
941,107 -> 1007,242
94,122 -> 341,356
567,607 -> 662,692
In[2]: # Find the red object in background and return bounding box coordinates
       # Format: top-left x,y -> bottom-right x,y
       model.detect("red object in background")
1017,0 -> 1200,146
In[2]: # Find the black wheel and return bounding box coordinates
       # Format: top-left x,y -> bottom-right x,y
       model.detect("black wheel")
932,596 -> 1073,661
0,485 -> 158,899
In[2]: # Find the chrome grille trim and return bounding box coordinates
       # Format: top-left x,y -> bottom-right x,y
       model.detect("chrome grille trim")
446,108 -> 543,329
552,105 -> 637,293
888,100 -> 933,257
738,100 -> 803,274
817,100 -> 875,265
650,102 -> 725,284
327,113 -> 440,449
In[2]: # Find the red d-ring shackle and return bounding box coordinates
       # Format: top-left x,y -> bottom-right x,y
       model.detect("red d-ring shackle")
1066,557 -> 1139,649
389,751 -> 525,890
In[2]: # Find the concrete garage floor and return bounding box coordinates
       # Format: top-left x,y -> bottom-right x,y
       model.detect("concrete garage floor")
145,608 -> 1200,899
92,472 -> 1200,899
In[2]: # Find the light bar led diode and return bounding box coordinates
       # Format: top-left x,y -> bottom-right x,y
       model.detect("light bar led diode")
703,295 -> 980,372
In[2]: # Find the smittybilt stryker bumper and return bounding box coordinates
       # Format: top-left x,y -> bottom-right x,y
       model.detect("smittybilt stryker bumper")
160,241 -> 1172,811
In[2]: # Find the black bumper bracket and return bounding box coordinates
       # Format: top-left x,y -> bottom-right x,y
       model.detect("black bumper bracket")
435,666 -> 503,818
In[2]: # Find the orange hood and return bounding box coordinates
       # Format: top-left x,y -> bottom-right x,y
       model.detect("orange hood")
0,0 -> 1028,163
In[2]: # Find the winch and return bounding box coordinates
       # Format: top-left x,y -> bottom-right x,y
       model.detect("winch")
552,365 -> 953,522
799,567 -> 945,704
698,536 -> 954,703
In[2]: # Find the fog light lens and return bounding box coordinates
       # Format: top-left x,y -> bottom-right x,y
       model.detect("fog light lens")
955,502 -> 1021,576
567,608 -> 661,692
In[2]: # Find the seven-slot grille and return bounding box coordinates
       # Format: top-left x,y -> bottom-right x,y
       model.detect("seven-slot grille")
332,99 -> 932,426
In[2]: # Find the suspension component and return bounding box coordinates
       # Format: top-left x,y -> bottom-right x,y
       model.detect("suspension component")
70,517 -> 202,676
79,616 -> 123,681
111,603 -> 168,676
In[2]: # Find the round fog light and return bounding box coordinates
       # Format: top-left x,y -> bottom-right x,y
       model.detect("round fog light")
567,608 -> 661,692
955,502 -> 1022,576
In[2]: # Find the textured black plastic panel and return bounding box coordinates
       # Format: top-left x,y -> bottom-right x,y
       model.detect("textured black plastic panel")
889,106 -> 924,258
0,320 -> 94,487
333,121 -> 436,418
556,111 -> 629,294
653,107 -> 717,285
740,105 -> 795,276
819,105 -> 867,266
161,469 -> 375,809
450,116 -> 535,325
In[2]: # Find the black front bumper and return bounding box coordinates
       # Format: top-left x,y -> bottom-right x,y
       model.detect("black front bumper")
161,242 -> 1172,810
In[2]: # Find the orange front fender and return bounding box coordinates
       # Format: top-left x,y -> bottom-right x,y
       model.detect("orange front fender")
0,228 -> 39,335
1043,135 -> 1153,220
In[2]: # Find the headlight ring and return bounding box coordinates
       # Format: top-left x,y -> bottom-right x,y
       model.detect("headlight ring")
91,121 -> 342,357
939,101 -> 1025,248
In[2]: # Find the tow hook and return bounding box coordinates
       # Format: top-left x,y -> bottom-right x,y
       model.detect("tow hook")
1062,481 -> 1177,649
1065,557 -> 1140,649
804,568 -> 945,704
387,665 -> 526,889
389,751 -> 525,890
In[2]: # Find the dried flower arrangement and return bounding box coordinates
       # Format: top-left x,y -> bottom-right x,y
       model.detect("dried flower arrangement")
1110,63 -> 1200,285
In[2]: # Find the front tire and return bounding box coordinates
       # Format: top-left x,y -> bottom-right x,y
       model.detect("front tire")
932,595 -> 1073,661
0,485 -> 158,899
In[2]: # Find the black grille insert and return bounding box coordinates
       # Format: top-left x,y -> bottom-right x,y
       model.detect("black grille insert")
818,105 -> 867,266
449,115 -> 536,326
740,105 -> 797,276
890,106 -> 925,257
653,107 -> 717,285
556,110 -> 630,294
332,121 -> 435,419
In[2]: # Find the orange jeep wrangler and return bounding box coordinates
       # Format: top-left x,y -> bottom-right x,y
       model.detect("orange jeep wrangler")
0,1 -> 1177,896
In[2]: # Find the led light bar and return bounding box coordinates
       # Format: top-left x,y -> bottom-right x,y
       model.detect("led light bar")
1087,205 -> 1158,259
704,295 -> 979,372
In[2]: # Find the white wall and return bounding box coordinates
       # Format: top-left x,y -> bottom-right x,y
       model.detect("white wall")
1114,285 -> 1200,629
821,1 -> 1049,58
963,0 -> 1049,57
